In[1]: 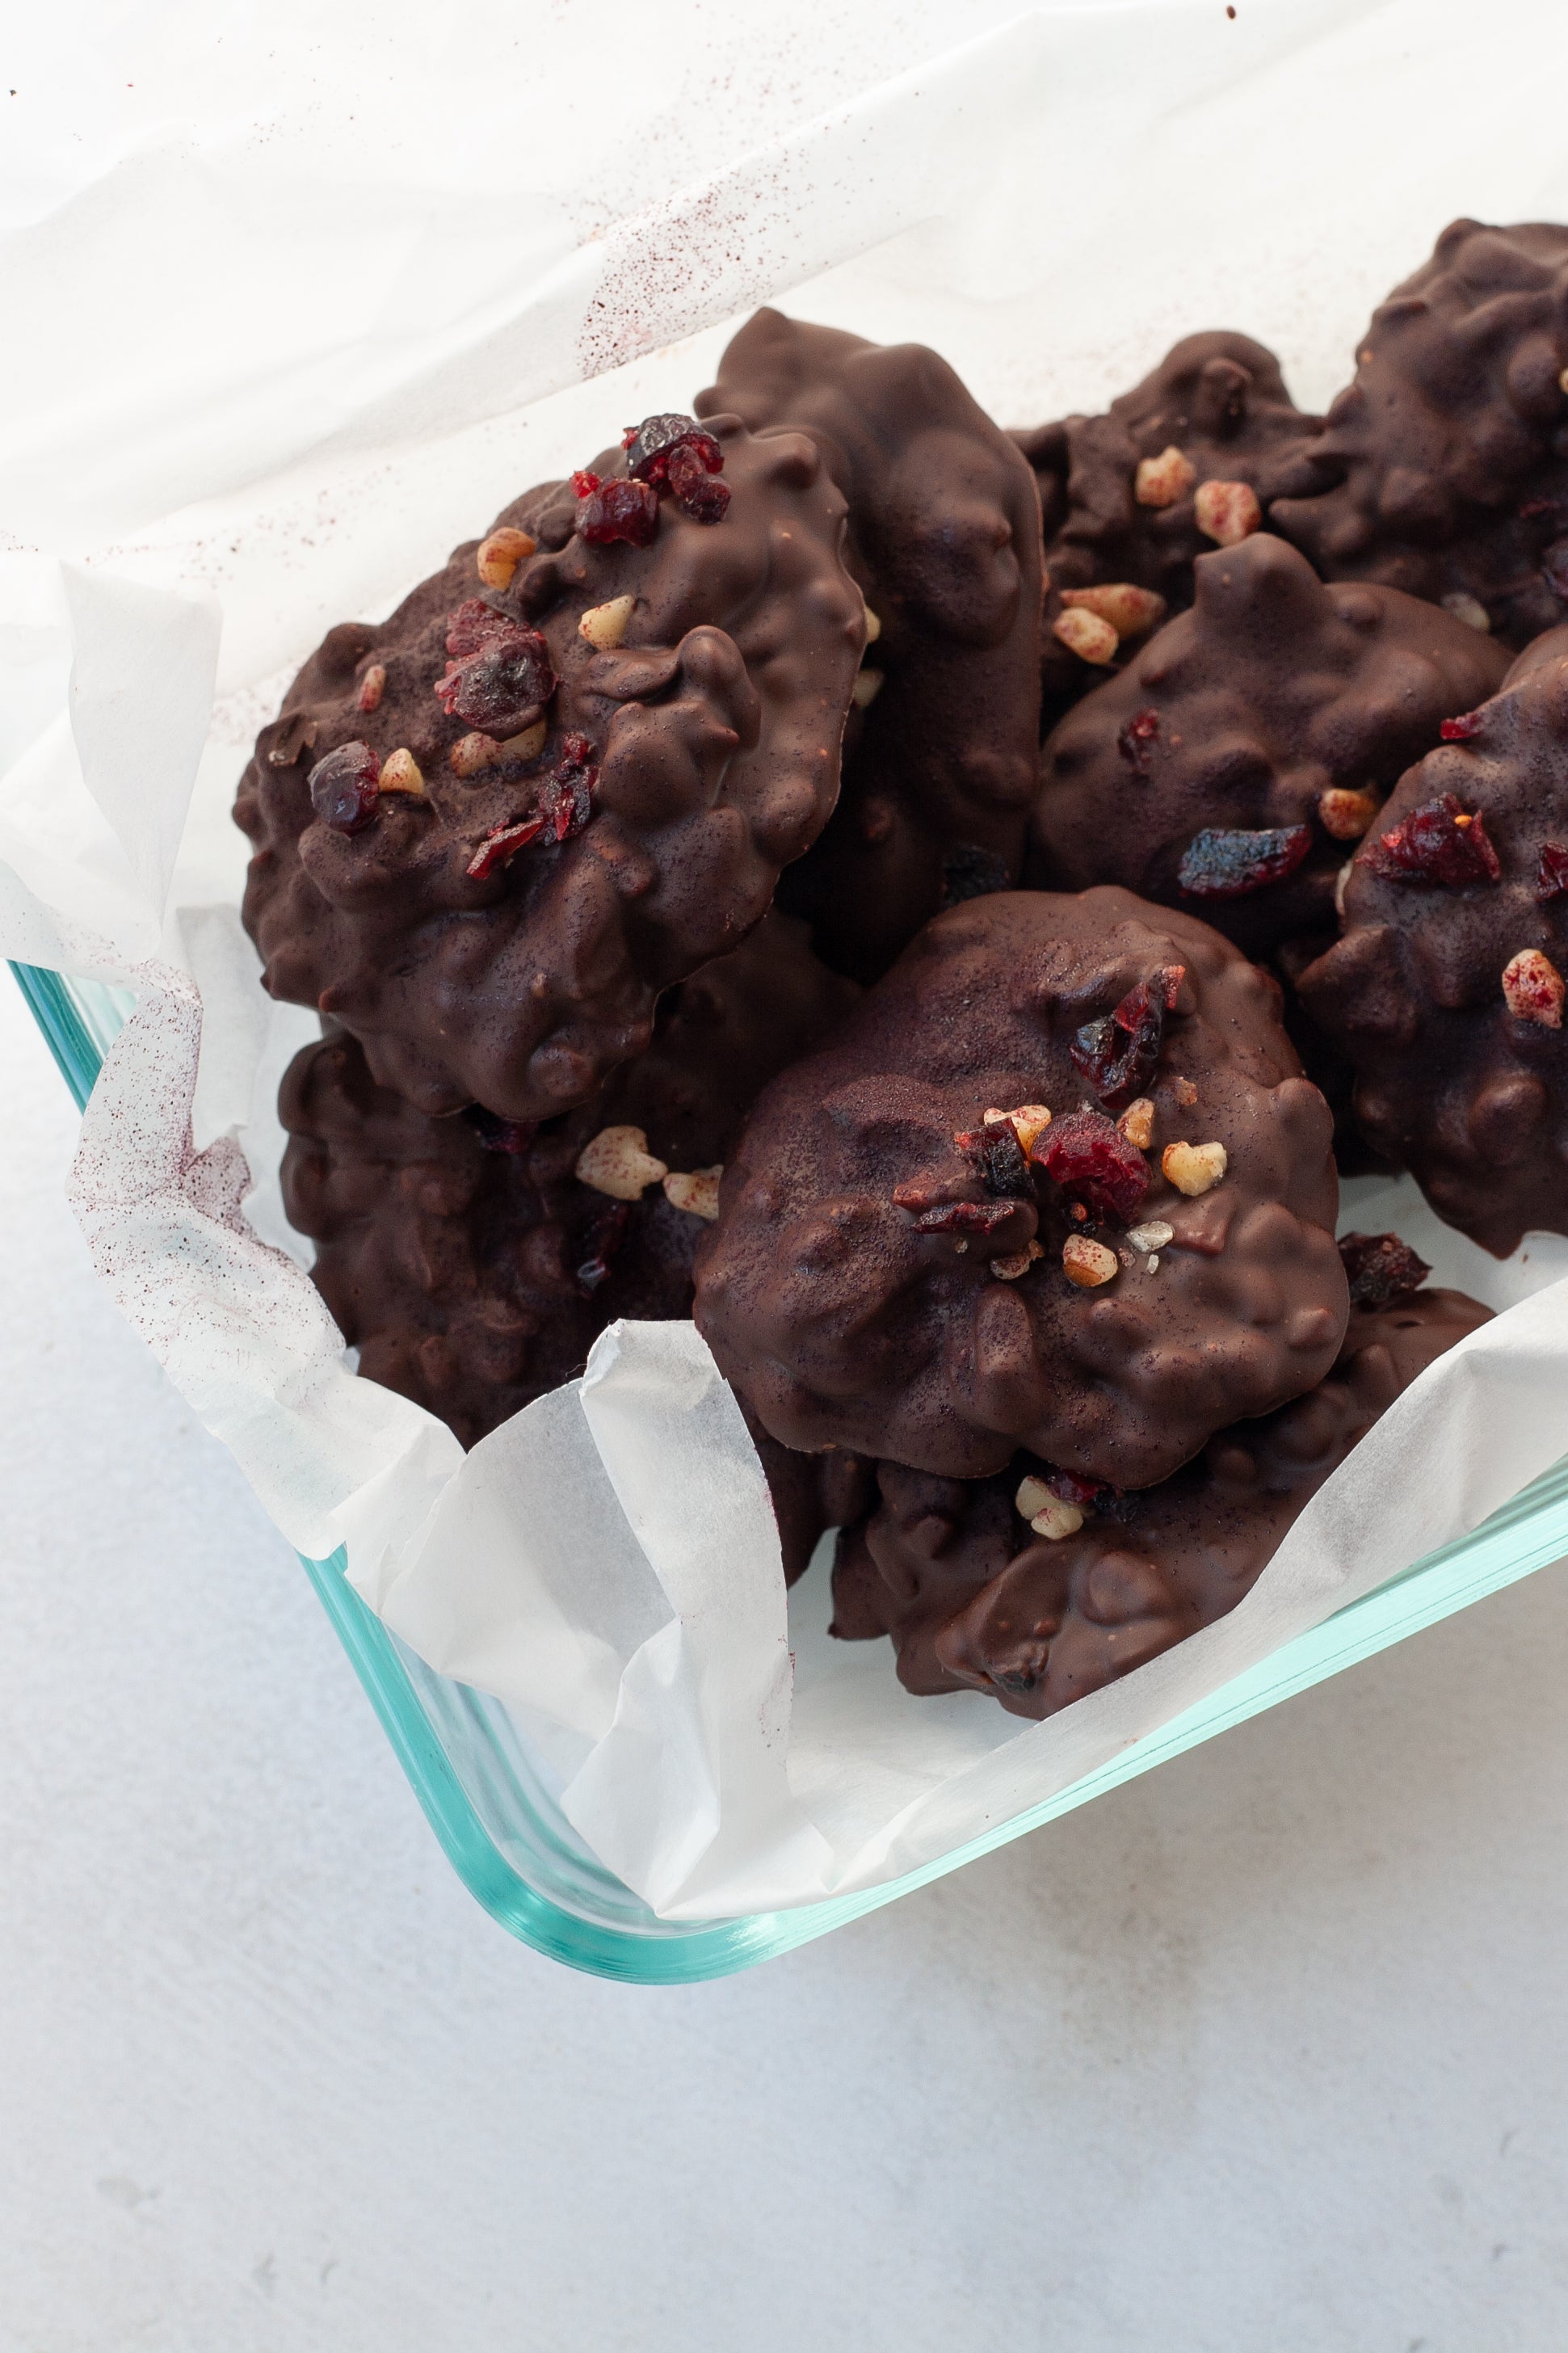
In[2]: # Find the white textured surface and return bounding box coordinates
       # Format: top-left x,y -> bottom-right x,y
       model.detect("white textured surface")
8,974 -> 1568,2347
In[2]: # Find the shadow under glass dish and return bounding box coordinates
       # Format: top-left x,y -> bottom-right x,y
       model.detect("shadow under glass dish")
15,958 -> 1568,1982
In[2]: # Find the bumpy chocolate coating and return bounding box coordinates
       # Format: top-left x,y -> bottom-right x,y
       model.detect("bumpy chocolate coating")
1270,220 -> 1568,650
1030,532 -> 1510,959
696,310 -> 1044,982
830,1278 -> 1490,1720
694,889 -> 1347,1487
1297,636 -> 1568,1255
238,419 -> 866,1120
281,911 -> 856,1465
1014,331 -> 1321,719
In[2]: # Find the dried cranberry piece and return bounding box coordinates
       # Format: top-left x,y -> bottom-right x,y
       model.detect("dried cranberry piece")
1543,537 -> 1568,600
1536,841 -> 1568,900
463,1105 -> 536,1154
1177,825 -> 1314,898
894,1193 -> 1022,1239
577,1202 -> 629,1294
1440,709 -> 1485,742
308,741 -> 382,835
1033,1107 -> 1150,1226
436,624 -> 555,739
1069,966 -> 1184,1109
573,471 -> 659,548
1360,793 -> 1501,886
622,414 -> 724,485
467,812 -> 547,881
1338,1230 -> 1431,1311
1045,1467 -> 1112,1509
940,844 -> 1011,907
1116,708 -> 1160,777
666,442 -> 732,524
538,731 -> 599,844
445,599 -> 518,659
954,1118 -> 1035,1201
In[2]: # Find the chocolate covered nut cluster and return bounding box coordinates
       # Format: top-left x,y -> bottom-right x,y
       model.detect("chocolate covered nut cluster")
239,416 -> 867,1122
1271,220 -> 1568,649
830,1244 -> 1490,1721
693,890 -> 1347,1488
699,309 -> 1045,981
1298,634 -> 1568,1254
1030,532 -> 1509,961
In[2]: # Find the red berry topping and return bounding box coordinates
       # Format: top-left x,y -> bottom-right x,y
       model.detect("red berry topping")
902,1198 -> 1024,1238
666,442 -> 732,524
445,599 -> 519,659
539,731 -> 599,843
1177,825 -> 1314,898
1044,1467 -> 1112,1509
1032,1107 -> 1150,1226
1338,1230 -> 1431,1311
466,812 -> 546,881
1537,841 -> 1568,900
622,414 -> 724,486
574,473 -> 659,547
1440,709 -> 1485,741
953,1116 -> 1035,1201
1068,965 -> 1184,1109
308,741 -> 382,835
1116,708 -> 1160,776
1360,793 -> 1500,886
435,623 -> 555,738
577,1202 -> 629,1295
463,1105 -> 536,1155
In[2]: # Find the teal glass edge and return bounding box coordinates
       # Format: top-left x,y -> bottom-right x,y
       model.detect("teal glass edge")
15,958 -> 1568,1984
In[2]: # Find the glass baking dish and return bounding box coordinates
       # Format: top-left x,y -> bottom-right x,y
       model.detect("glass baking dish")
15,957 -> 1568,1982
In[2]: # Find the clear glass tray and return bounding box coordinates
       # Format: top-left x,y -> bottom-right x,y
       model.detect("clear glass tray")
16,958 -> 1568,1982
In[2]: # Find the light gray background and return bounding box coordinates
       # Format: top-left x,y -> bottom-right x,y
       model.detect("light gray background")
6,974 -> 1568,2353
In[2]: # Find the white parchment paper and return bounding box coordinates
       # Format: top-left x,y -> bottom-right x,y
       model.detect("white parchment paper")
7,0 -> 1568,1918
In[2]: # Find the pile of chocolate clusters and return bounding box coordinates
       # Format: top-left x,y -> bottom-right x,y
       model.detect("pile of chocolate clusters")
237,217 -> 1568,1724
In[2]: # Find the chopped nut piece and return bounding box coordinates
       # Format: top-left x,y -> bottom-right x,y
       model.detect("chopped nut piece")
355,663 -> 387,715
1318,786 -> 1380,841
578,594 -> 636,651
662,1165 -> 723,1220
1116,1096 -> 1155,1151
1334,857 -> 1354,919
503,720 -> 548,761
1125,1219 -> 1175,1254
1134,445 -> 1197,508
982,1103 -> 1052,1155
575,1124 -> 669,1201
1502,947 -> 1566,1027
990,1241 -> 1044,1281
1060,583 -> 1167,639
1560,367 -> 1568,397
476,525 -> 536,590
1194,478 -> 1263,546
863,605 -> 882,643
1053,608 -> 1119,665
1062,1235 -> 1119,1287
1162,1139 -> 1227,1196
377,747 -> 426,798
1172,1075 -> 1199,1106
1442,590 -> 1491,633
851,669 -> 885,707
450,731 -> 499,777
1145,1253 -> 1161,1274
1015,1475 -> 1053,1522
1033,1495 -> 1086,1540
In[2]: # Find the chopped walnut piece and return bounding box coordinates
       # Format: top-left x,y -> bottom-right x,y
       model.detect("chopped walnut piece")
863,605 -> 882,643
1116,1096 -> 1155,1151
1318,787 -> 1380,841
1134,445 -> 1197,508
575,1124 -> 669,1201
663,1165 -> 723,1220
578,594 -> 636,651
1171,1075 -> 1199,1106
1124,1219 -> 1174,1255
477,526 -> 536,590
1194,479 -> 1263,547
851,669 -> 885,707
355,663 -> 386,714
1053,608 -> 1119,666
1059,583 -> 1167,640
377,747 -> 426,798
1062,1235 -> 1119,1287
990,1240 -> 1044,1281
1162,1139 -> 1227,1196
1441,590 -> 1491,633
1502,947 -> 1566,1028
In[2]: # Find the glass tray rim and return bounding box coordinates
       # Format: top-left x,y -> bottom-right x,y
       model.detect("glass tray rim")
16,957 -> 1568,1984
